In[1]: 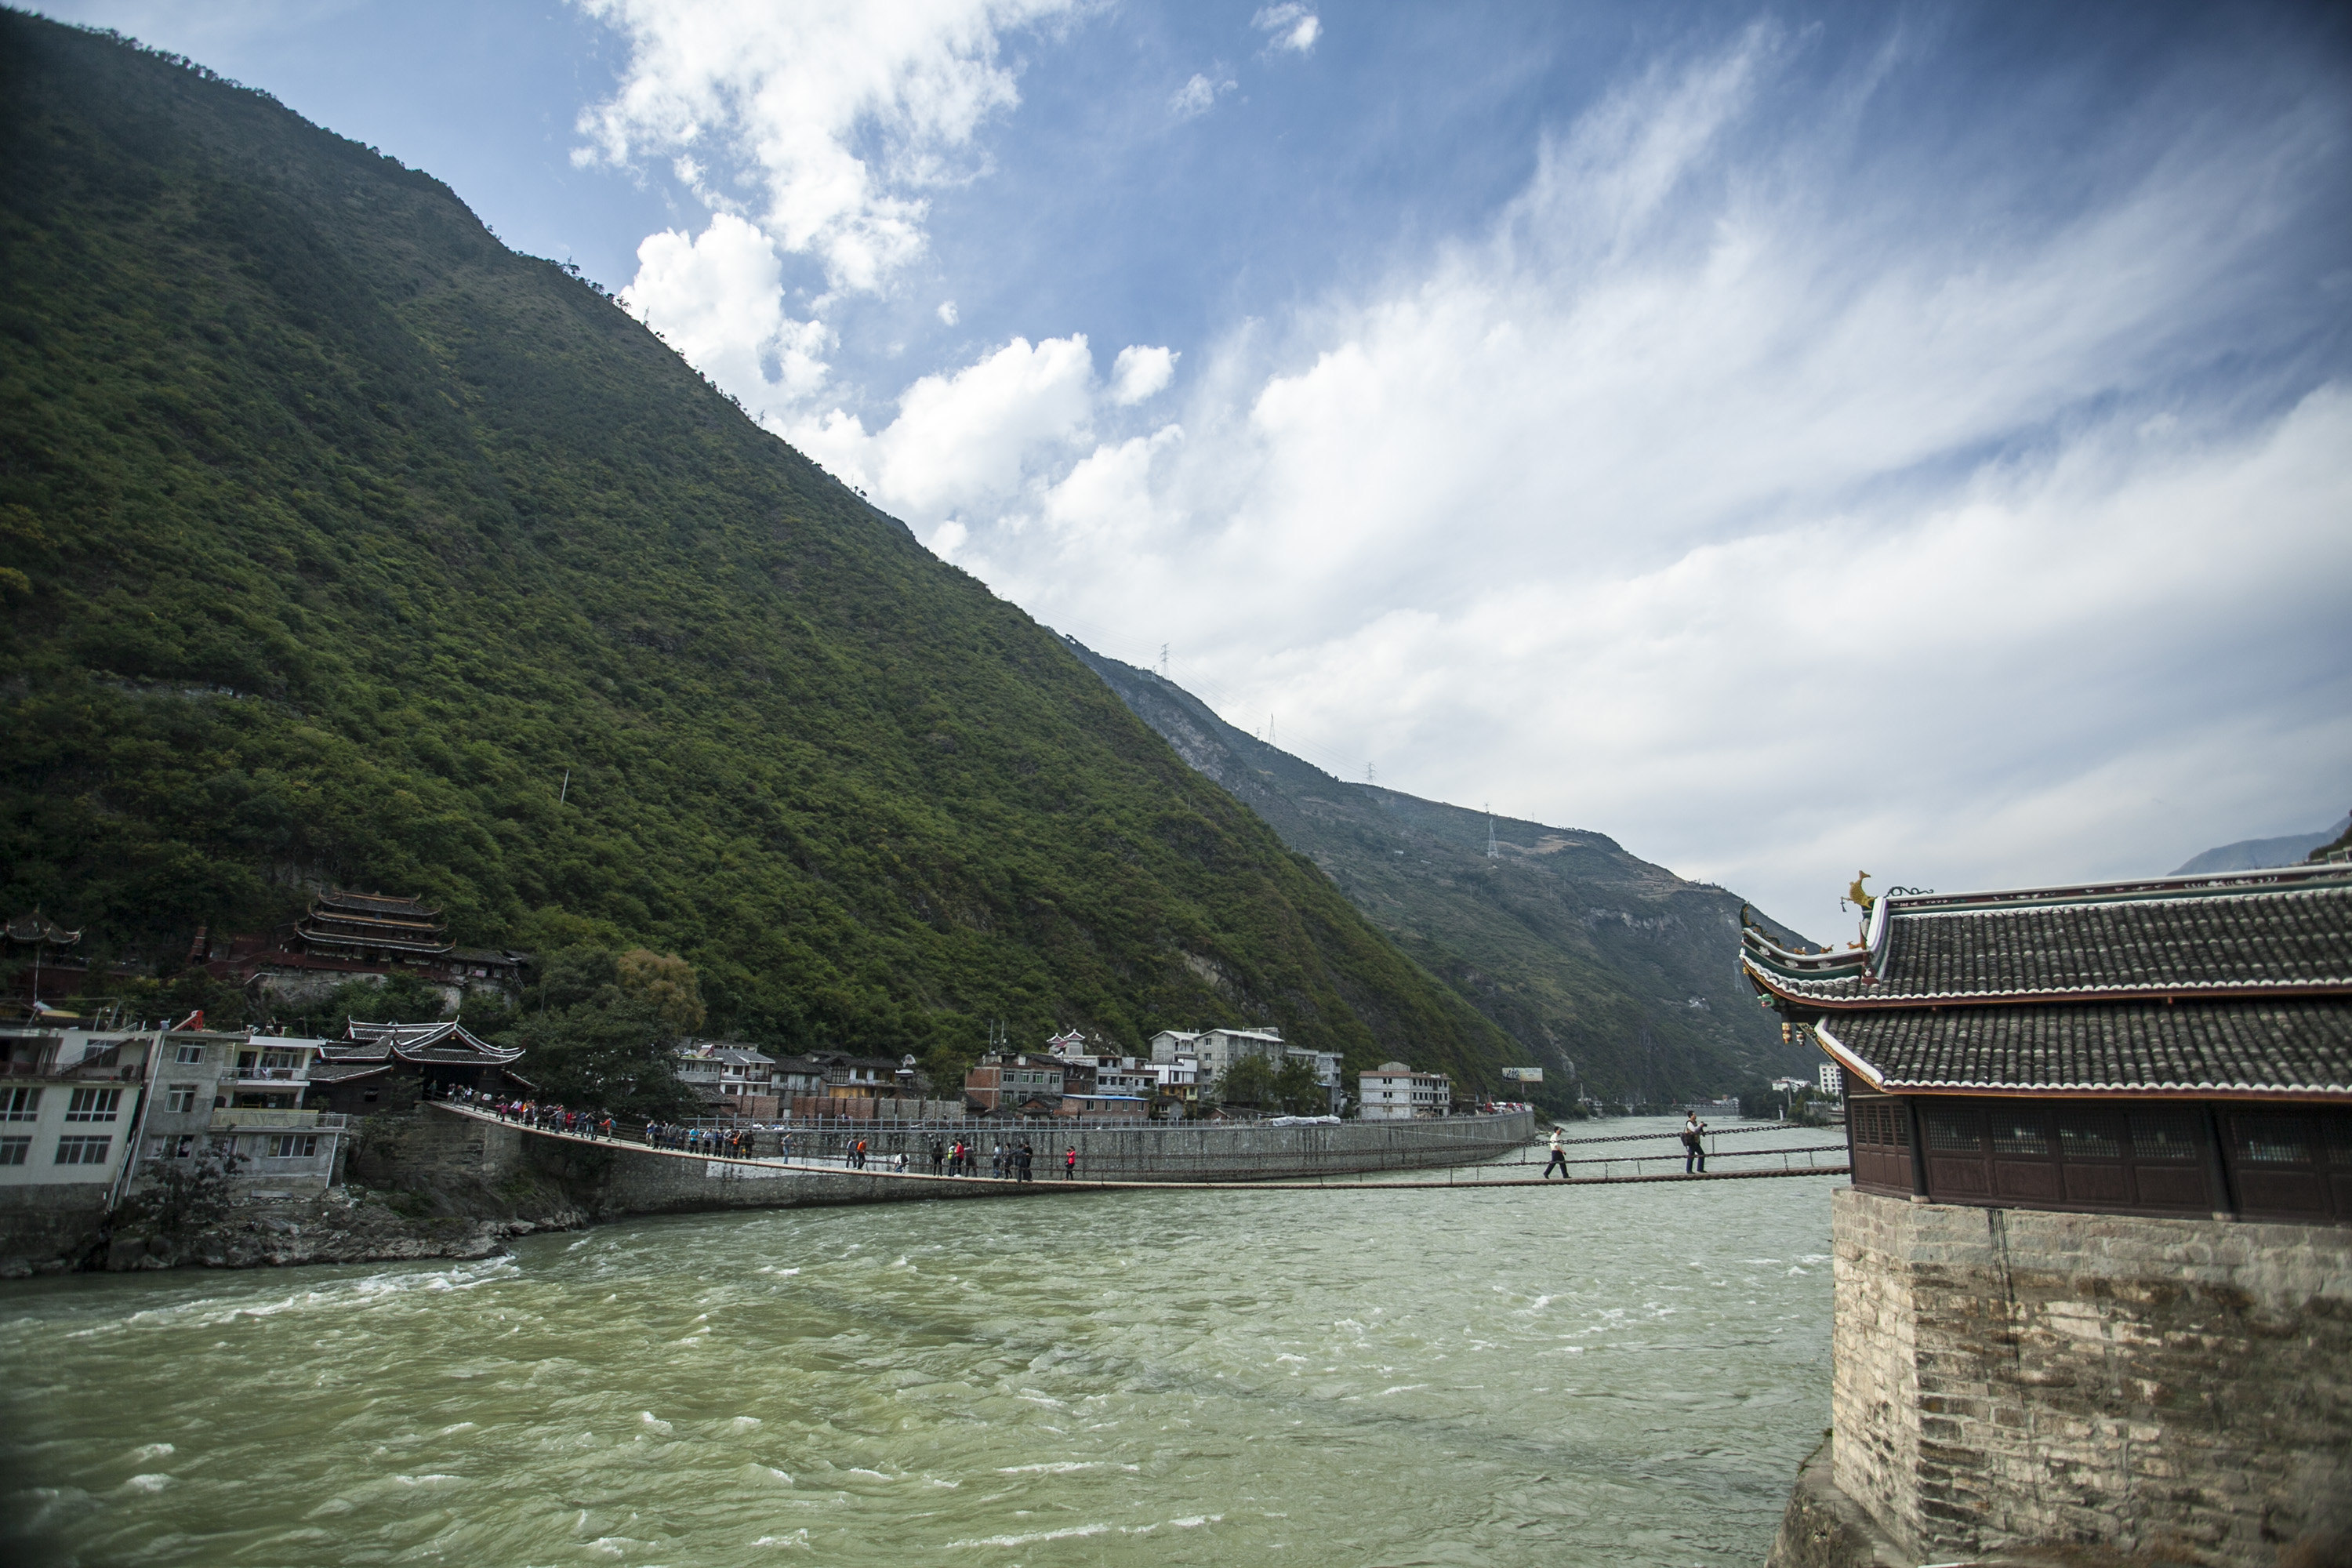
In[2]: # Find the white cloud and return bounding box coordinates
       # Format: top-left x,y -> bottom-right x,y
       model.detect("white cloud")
1108,344 -> 1178,405
938,299 -> 960,325
910,24 -> 2352,939
617,212 -> 832,407
1252,3 -> 1320,55
1170,71 -> 1234,121
574,0 -> 1076,294
787,334 -> 1102,518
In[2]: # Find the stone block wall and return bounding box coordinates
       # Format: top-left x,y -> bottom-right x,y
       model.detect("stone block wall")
1831,1187 -> 2351,1567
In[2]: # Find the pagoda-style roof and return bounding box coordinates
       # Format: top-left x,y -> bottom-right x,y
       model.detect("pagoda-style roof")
319,1019 -> 524,1066
1743,863 -> 2352,1009
5,913 -> 81,946
316,888 -> 442,918
1748,863 -> 2352,1103
294,888 -> 453,957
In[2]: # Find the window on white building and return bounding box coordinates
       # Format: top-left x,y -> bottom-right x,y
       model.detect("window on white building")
2,1088 -> 40,1120
267,1134 -> 318,1159
0,1136 -> 28,1166
54,1135 -> 111,1165
174,1043 -> 206,1065
165,1084 -> 199,1114
65,1088 -> 122,1123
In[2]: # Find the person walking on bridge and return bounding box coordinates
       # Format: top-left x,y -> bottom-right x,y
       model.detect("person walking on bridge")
1542,1127 -> 1569,1179
1681,1112 -> 1708,1174
1064,1145 -> 1078,1180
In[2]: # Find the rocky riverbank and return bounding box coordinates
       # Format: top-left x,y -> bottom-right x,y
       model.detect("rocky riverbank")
0,1184 -> 589,1279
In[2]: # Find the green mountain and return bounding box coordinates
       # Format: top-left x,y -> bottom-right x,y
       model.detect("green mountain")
0,13 -> 1521,1085
1066,642 -> 1820,1105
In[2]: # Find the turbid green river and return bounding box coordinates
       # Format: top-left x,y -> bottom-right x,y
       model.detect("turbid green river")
1,1120 -> 1837,1566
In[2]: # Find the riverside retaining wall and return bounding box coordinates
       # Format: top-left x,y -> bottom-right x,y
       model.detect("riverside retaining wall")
401,1105 -> 1535,1218
1813,1186 -> 2352,1568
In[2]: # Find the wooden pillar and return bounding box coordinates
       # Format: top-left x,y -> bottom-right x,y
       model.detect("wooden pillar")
1905,1095 -> 1930,1200
2200,1101 -> 2238,1219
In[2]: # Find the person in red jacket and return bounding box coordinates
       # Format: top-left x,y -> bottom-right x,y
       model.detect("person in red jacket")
1064,1145 -> 1078,1180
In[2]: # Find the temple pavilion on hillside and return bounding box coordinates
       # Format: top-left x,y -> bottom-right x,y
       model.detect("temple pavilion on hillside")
201,887 -> 531,1003
1744,862 -> 2352,1224
292,889 -> 456,963
306,1020 -> 532,1115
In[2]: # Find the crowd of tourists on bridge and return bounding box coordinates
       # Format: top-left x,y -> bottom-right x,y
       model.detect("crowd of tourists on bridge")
437,1084 -> 759,1157
437,1083 -> 1088,1177
837,1135 -> 1076,1180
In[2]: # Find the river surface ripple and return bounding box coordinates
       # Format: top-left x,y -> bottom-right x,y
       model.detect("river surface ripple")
1,1119 -> 1836,1567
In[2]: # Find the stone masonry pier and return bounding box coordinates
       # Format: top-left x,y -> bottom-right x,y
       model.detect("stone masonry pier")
1773,1186 -> 2352,1568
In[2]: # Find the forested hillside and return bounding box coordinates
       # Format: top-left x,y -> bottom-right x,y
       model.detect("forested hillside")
1069,643 -> 1820,1104
0,13 -> 1521,1086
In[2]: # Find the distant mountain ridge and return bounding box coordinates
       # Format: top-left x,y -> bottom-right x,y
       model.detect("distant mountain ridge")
1066,641 -> 1819,1105
0,15 -> 1518,1084
2172,815 -> 2350,875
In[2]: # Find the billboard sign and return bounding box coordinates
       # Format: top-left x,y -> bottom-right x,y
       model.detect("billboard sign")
1501,1066 -> 1543,1083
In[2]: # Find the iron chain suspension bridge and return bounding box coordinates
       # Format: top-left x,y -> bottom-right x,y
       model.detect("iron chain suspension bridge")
436,1103 -> 1849,1192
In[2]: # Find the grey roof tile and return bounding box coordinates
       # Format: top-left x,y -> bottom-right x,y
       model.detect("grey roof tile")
1756,877 -> 2352,1003
1819,1000 -> 2352,1096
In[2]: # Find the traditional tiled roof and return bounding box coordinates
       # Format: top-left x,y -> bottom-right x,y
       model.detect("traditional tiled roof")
448,947 -> 531,967
5,913 -> 80,946
296,888 -> 453,957
304,1060 -> 392,1084
325,1019 -> 524,1065
1814,1000 -> 2352,1100
1744,863 -> 2352,1008
1753,863 -> 2352,1102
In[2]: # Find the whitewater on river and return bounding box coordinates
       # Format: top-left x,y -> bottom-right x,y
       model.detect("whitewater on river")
1,1119 -> 1836,1566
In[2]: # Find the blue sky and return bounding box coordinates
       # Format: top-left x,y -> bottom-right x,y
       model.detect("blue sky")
40,0 -> 2352,939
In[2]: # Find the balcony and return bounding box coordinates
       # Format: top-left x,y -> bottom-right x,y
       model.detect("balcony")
209,1108 -> 348,1132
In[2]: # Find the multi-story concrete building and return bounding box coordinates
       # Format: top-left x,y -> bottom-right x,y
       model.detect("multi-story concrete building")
1157,1029 -> 1289,1081
0,1025 -> 154,1247
962,1052 -> 1072,1114
140,1029 -> 347,1197
1358,1062 -> 1452,1120
1150,1027 -> 1342,1109
0,1022 -> 351,1264
675,1041 -> 779,1119
1817,1061 -> 1843,1097
1149,1055 -> 1203,1109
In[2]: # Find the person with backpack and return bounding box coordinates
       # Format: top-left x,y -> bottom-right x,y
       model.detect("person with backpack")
1681,1112 -> 1708,1174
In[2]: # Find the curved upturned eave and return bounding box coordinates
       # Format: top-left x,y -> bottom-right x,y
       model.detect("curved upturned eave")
1740,953 -> 2352,1010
